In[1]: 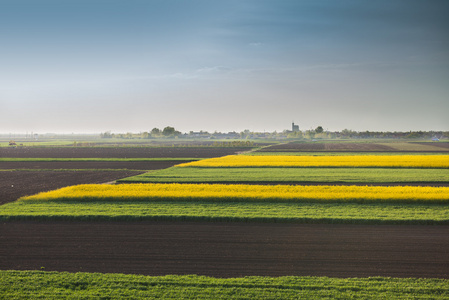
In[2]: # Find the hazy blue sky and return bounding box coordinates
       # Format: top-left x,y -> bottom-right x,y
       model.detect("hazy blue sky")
1,0 -> 448,133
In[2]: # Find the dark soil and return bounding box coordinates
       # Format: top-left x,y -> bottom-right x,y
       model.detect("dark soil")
0,147 -> 250,158
1,221 -> 448,278
86,141 -> 272,147
0,146 -> 249,204
324,143 -> 396,151
412,142 -> 449,149
257,142 -> 397,152
257,142 -> 449,152
258,143 -> 326,151
0,171 -> 144,205
0,160 -> 190,170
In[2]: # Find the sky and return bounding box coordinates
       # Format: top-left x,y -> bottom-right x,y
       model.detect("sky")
1,0 -> 448,134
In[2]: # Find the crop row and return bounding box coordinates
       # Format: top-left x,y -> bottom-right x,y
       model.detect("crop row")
2,271 -> 448,299
2,184 -> 448,224
119,166 -> 449,184
18,183 -> 449,204
1,200 -> 447,224
177,155 -> 449,168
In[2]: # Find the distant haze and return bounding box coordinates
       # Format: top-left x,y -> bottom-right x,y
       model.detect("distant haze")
1,0 -> 448,134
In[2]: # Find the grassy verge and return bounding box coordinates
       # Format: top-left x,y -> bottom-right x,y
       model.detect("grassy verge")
1,271 -> 449,299
119,167 -> 449,184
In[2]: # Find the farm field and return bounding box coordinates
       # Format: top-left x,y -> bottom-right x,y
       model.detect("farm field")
2,184 -> 447,224
1,222 -> 448,279
121,167 -> 449,185
2,197 -> 448,224
1,140 -> 449,296
0,144 -> 249,205
256,141 -> 449,152
244,151 -> 449,156
0,171 -> 143,205
2,270 -> 449,299
176,154 -> 449,168
121,155 -> 449,185
0,146 -> 251,158
0,160 -> 196,171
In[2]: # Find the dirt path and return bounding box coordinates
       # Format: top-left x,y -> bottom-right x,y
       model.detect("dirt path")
1,221 -> 448,278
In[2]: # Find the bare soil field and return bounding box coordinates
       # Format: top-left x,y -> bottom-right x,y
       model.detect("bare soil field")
86,141 -> 272,147
413,142 -> 449,149
324,143 -> 396,151
0,160 -> 191,170
0,147 -> 250,158
0,146 -> 250,204
258,142 -> 326,151
0,171 -> 143,205
257,142 -> 396,152
257,142 -> 449,152
1,221 -> 448,279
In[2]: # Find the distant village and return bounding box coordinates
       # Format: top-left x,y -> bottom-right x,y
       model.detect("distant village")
99,123 -> 447,141
3,123 -> 446,142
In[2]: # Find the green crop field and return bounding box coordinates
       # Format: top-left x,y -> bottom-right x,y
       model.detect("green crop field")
1,197 -> 447,224
2,271 -> 449,299
119,166 -> 449,184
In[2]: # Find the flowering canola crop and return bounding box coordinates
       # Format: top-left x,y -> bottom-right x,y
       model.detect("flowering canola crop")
19,183 -> 449,203
176,155 -> 449,168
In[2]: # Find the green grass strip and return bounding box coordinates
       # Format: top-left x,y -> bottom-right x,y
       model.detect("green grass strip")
1,200 -> 447,224
1,271 -> 449,299
120,167 -> 449,184
0,157 -> 203,162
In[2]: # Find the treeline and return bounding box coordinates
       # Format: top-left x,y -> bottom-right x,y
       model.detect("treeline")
101,127 -> 448,140
334,130 -> 448,139
101,127 -> 181,139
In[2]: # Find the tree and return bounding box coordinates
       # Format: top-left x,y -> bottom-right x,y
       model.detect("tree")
151,128 -> 161,136
315,126 -> 324,134
100,131 -> 113,138
162,126 -> 175,136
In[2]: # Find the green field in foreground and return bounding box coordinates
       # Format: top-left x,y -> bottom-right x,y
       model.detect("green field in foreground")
1,271 -> 448,299
119,166 -> 449,183
1,199 -> 447,224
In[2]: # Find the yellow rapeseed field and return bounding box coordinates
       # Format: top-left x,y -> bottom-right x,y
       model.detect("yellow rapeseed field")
19,183 -> 449,203
176,155 -> 449,168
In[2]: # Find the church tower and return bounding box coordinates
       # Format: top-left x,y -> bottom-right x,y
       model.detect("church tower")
292,122 -> 299,132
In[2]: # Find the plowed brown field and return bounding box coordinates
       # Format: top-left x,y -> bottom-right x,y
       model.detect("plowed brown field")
413,142 -> 449,149
256,142 -> 448,152
0,146 -> 248,204
0,147 -> 249,158
0,160 -> 192,170
0,171 -> 143,205
1,221 -> 448,278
